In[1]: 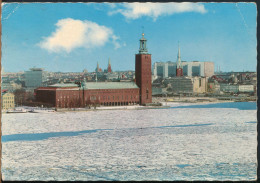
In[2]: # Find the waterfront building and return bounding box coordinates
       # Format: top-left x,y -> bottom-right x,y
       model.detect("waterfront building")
35,33 -> 152,107
1,92 -> 15,110
167,76 -> 207,94
220,84 -> 255,93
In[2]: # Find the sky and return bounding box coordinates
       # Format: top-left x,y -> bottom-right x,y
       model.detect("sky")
1,2 -> 257,73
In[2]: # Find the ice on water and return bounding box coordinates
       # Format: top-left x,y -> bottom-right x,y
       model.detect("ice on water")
2,102 -> 257,181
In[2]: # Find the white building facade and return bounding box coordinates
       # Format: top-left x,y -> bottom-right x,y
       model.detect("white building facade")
153,61 -> 214,78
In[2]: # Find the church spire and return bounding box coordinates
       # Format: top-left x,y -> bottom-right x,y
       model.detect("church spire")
107,58 -> 112,73
176,42 -> 183,77
177,42 -> 182,68
139,33 -> 148,54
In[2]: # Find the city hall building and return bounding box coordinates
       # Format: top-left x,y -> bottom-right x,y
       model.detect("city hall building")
35,33 -> 152,108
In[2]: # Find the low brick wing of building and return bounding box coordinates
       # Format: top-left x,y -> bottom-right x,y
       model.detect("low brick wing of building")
36,82 -> 140,108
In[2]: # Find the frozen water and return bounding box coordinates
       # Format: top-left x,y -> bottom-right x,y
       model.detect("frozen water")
2,102 -> 257,181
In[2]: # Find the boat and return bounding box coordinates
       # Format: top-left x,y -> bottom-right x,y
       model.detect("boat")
7,109 -> 27,113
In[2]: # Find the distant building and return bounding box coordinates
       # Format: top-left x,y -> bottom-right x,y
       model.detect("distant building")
1,81 -> 22,92
106,73 -> 119,80
220,84 -> 239,93
35,33 -> 152,108
238,85 -> 254,93
167,77 -> 207,94
107,58 -> 112,73
220,84 -> 254,93
153,60 -> 214,78
25,68 -> 46,89
2,92 -> 15,110
96,62 -> 103,72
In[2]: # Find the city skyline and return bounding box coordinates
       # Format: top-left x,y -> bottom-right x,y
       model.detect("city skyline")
2,2 -> 257,73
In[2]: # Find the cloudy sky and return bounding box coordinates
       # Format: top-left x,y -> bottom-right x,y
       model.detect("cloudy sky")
1,2 -> 257,72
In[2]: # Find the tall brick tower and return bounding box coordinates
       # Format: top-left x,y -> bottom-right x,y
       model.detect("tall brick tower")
135,33 -> 152,105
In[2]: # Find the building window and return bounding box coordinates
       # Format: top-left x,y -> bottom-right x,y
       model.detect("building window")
91,96 -> 96,100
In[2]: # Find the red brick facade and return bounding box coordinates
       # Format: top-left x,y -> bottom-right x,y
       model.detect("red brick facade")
135,54 -> 152,104
36,87 -> 140,108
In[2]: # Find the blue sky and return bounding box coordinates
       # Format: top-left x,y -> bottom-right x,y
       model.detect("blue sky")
1,2 -> 257,73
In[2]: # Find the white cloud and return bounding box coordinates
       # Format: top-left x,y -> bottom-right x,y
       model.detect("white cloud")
38,18 -> 121,53
109,2 -> 207,20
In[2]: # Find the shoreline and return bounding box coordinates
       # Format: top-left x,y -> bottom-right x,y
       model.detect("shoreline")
3,98 -> 256,113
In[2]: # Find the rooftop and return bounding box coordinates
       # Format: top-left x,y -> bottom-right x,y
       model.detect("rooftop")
29,68 -> 44,71
49,83 -> 79,88
47,81 -> 139,90
82,82 -> 139,90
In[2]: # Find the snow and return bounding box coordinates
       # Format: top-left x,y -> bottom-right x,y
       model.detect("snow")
2,102 -> 257,181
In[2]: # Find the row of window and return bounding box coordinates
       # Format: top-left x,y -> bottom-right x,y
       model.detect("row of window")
2,101 -> 14,103
3,97 -> 14,100
58,91 -> 138,99
2,104 -> 14,108
100,95 -> 138,100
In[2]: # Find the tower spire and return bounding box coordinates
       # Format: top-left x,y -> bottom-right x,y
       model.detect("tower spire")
177,42 -> 182,68
139,32 -> 148,54
176,42 -> 183,77
107,58 -> 112,73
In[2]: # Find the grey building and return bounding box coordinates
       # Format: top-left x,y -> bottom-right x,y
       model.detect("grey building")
153,61 -> 214,78
25,68 -> 47,89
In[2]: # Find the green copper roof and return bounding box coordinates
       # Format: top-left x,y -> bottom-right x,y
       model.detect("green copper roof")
82,82 -> 139,90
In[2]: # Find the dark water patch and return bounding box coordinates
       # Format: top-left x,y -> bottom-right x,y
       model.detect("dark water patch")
137,165 -> 146,168
154,123 -> 214,129
2,129 -> 112,142
176,164 -> 191,168
245,121 -> 257,124
170,102 -> 256,110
